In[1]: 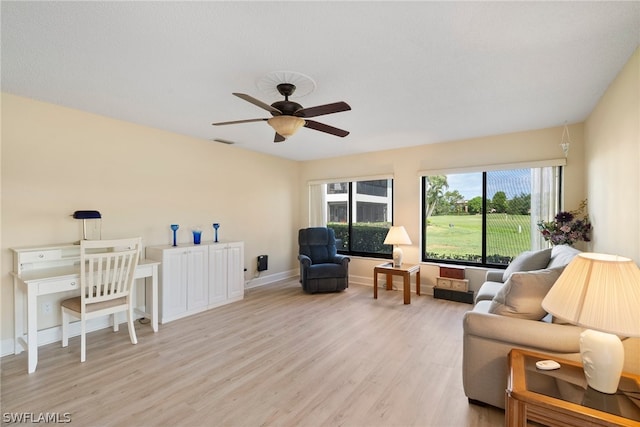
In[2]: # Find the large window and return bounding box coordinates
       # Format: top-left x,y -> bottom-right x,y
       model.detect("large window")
323,178 -> 393,257
422,165 -> 562,267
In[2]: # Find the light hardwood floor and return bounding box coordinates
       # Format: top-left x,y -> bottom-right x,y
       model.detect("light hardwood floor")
1,280 -> 504,426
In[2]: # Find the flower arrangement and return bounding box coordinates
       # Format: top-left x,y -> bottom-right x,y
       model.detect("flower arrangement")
537,200 -> 591,246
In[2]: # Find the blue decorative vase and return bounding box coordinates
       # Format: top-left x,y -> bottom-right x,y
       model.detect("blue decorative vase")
192,228 -> 202,245
213,223 -> 220,243
170,224 -> 179,246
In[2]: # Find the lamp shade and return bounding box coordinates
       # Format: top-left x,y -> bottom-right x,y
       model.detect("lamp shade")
267,116 -> 305,138
541,252 -> 640,337
383,226 -> 412,246
72,210 -> 101,219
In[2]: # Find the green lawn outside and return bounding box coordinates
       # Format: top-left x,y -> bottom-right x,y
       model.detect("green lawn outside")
426,214 -> 532,263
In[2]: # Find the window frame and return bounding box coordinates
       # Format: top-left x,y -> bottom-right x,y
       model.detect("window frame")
324,178 -> 395,259
420,162 -> 564,269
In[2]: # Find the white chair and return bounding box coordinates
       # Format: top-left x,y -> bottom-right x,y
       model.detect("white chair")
61,237 -> 141,362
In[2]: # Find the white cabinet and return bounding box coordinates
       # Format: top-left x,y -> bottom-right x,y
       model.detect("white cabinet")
226,242 -> 244,300
146,241 -> 244,323
157,248 -> 187,321
208,244 -> 227,306
184,246 -> 209,310
209,241 -> 245,307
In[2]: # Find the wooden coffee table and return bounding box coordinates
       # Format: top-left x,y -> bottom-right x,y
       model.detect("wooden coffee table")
506,348 -> 640,427
373,262 -> 420,304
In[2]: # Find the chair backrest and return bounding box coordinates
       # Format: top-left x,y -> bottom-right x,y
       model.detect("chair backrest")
80,237 -> 141,305
298,227 -> 337,263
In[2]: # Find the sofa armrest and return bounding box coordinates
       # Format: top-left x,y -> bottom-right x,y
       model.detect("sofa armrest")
462,302 -> 583,409
485,270 -> 504,283
463,302 -> 582,353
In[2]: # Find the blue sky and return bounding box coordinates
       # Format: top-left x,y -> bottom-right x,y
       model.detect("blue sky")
447,173 -> 482,199
446,169 -> 530,200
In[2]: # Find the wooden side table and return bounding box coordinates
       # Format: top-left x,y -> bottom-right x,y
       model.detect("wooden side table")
506,348 -> 640,427
373,262 -> 420,304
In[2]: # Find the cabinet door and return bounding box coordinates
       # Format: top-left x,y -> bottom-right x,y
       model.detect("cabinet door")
162,249 -> 188,320
187,245 -> 209,310
208,244 -> 227,305
227,242 -> 244,300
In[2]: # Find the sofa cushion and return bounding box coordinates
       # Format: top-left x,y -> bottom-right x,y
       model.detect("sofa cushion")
547,244 -> 581,270
502,248 -> 552,282
489,267 -> 563,320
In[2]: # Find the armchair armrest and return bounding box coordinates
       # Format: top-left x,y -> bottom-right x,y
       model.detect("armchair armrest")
298,254 -> 312,268
332,254 -> 350,267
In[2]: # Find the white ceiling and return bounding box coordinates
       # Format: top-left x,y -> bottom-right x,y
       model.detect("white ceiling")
2,1 -> 639,161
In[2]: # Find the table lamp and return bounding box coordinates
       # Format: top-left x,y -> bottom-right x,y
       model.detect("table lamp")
72,210 -> 102,241
383,226 -> 412,267
541,252 -> 640,394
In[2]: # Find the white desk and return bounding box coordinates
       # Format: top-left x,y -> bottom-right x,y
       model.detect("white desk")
11,243 -> 160,373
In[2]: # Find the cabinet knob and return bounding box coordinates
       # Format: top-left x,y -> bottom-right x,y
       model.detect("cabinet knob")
38,254 -> 44,258
70,282 -> 76,286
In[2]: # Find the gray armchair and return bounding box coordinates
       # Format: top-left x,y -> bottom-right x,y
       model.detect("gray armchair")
298,227 -> 350,293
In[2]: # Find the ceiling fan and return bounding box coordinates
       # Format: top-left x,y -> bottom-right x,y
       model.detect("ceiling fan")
212,83 -> 351,143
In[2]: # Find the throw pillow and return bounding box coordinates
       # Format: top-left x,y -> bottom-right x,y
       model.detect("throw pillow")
489,267 -> 563,320
502,248 -> 552,282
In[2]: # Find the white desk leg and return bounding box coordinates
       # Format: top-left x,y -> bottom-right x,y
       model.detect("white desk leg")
27,286 -> 38,373
151,264 -> 158,332
14,277 -> 24,355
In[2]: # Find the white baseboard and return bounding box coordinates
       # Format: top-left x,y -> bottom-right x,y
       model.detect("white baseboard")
1,312 -> 146,358
349,274 -> 373,287
244,269 -> 297,289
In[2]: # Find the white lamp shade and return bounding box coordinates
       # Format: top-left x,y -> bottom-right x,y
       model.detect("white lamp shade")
267,116 -> 305,138
542,252 -> 640,337
383,226 -> 412,246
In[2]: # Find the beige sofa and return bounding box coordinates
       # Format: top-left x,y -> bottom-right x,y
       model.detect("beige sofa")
462,245 -> 640,409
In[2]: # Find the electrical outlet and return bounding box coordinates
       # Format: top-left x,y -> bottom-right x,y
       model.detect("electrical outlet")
42,302 -> 52,314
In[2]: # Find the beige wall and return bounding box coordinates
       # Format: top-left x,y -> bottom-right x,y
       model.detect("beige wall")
299,123 -> 587,291
4,46 -> 636,354
585,47 -> 640,263
1,93 -> 302,350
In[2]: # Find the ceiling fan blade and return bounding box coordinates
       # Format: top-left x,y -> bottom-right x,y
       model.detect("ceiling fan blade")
304,120 -> 350,137
212,118 -> 267,126
233,93 -> 282,115
274,133 -> 286,143
295,101 -> 351,118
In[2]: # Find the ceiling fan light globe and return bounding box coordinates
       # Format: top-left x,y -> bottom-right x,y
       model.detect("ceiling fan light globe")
267,116 -> 305,137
